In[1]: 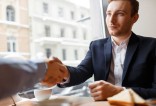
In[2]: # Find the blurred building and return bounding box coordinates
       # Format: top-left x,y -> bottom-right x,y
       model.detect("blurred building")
28,0 -> 92,66
0,0 -> 92,66
0,0 -> 30,58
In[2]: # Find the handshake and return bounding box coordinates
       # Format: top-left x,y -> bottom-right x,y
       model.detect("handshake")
41,57 -> 69,87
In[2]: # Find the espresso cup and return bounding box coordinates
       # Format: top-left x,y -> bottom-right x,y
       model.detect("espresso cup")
34,89 -> 52,101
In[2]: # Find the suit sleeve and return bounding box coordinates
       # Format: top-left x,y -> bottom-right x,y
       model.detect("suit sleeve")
131,45 -> 156,99
58,42 -> 94,87
131,66 -> 156,99
0,58 -> 46,99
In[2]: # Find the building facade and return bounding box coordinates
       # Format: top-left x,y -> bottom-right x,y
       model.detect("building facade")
0,0 -> 92,66
0,0 -> 30,58
29,0 -> 92,66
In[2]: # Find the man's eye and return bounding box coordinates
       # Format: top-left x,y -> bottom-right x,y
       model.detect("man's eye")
118,13 -> 124,16
106,13 -> 111,16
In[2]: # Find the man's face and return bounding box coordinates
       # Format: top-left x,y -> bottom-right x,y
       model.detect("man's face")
106,0 -> 137,37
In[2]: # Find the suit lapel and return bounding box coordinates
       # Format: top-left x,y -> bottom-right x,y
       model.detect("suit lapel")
104,37 -> 112,80
122,33 -> 139,81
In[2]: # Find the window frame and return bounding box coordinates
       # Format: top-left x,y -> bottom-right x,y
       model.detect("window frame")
6,5 -> 15,21
62,49 -> 66,60
90,0 -> 108,38
44,25 -> 51,37
58,7 -> 64,17
74,49 -> 78,60
45,48 -> 51,58
43,2 -> 49,13
7,36 -> 16,52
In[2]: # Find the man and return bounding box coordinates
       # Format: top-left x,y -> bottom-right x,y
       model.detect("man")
49,0 -> 156,100
0,57 -> 65,99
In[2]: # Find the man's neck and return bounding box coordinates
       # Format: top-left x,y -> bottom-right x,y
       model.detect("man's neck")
111,33 -> 131,45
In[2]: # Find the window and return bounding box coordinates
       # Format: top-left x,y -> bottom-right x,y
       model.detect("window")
62,49 -> 66,60
74,49 -> 78,60
45,48 -> 51,58
6,5 -> 15,21
60,28 -> 65,37
58,7 -> 64,17
70,11 -> 75,20
81,14 -> 84,18
45,25 -> 51,37
83,30 -> 87,40
73,30 -> 76,38
43,3 -> 48,13
7,36 -> 16,52
2,0 -> 94,64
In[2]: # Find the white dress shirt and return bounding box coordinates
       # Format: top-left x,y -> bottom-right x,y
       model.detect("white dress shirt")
107,36 -> 130,86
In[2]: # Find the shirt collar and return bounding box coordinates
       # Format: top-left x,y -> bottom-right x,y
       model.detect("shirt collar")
111,34 -> 131,47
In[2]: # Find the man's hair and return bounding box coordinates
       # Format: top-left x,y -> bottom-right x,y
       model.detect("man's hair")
108,0 -> 139,17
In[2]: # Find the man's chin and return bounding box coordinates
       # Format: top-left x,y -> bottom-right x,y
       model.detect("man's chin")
109,32 -> 117,36
109,30 -> 121,36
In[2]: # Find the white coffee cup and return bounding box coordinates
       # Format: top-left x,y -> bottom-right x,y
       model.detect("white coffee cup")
34,89 -> 52,101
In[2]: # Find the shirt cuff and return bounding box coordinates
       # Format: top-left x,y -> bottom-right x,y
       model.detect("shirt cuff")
59,74 -> 70,85
122,87 -> 126,90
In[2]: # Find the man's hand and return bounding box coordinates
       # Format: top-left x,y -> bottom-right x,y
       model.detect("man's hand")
50,57 -> 69,80
41,57 -> 69,87
88,80 -> 123,101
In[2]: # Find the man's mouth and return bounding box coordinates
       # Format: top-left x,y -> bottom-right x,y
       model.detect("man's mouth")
109,26 -> 117,29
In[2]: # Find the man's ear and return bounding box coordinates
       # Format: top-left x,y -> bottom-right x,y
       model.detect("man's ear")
133,13 -> 139,23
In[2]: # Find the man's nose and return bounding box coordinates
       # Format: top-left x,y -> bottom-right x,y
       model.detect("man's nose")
109,15 -> 116,24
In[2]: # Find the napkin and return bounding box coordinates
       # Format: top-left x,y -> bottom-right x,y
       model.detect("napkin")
107,89 -> 148,106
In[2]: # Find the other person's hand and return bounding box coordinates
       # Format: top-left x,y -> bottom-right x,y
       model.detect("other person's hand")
41,57 -> 69,87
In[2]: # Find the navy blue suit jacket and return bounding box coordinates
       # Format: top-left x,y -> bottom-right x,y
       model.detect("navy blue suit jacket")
64,32 -> 156,99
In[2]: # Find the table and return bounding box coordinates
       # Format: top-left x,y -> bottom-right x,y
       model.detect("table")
16,95 -> 110,106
